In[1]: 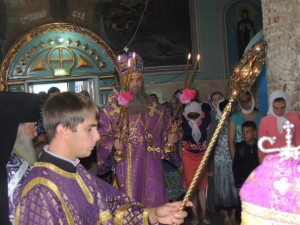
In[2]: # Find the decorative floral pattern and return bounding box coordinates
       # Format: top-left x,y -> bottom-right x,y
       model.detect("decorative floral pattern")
273,177 -> 290,195
240,154 -> 300,224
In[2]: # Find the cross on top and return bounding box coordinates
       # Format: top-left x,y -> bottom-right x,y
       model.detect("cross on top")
258,120 -> 300,161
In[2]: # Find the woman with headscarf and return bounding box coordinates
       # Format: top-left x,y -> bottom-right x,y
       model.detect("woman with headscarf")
181,101 -> 211,225
258,89 -> 300,163
228,90 -> 264,159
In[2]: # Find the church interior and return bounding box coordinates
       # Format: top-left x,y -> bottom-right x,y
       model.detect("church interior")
0,0 -> 278,111
1,0 -> 300,224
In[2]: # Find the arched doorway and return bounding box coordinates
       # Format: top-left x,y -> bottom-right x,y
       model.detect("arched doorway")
0,23 -> 117,106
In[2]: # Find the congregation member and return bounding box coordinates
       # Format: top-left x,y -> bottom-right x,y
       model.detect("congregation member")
233,120 -> 259,193
206,91 -> 225,214
98,52 -> 181,207
228,90 -> 264,159
181,101 -> 211,225
15,92 -> 191,224
213,99 -> 238,225
258,89 -> 300,163
0,92 -> 40,225
228,90 -> 263,221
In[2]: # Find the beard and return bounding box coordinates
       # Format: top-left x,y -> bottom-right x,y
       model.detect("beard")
129,85 -> 148,115
12,131 -> 37,166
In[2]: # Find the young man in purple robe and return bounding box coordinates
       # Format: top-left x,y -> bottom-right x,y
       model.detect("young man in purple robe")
15,92 -> 190,225
98,52 -> 181,207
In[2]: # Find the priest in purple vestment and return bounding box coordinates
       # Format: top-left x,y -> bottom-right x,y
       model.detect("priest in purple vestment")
15,92 -> 190,225
7,121 -> 39,223
98,52 -> 181,207
0,92 -> 40,225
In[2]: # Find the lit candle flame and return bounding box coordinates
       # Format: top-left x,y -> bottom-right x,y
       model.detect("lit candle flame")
184,53 -> 192,88
128,59 -> 131,68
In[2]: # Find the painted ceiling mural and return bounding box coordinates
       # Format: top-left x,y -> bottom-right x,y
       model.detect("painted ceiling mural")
0,0 -> 192,67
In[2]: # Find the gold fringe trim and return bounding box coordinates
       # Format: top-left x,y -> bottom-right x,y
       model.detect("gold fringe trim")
241,202 -> 300,225
34,162 -> 94,204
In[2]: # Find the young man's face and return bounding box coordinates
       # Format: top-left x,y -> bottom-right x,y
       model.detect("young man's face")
273,100 -> 286,117
242,127 -> 255,142
69,115 -> 100,159
129,75 -> 143,94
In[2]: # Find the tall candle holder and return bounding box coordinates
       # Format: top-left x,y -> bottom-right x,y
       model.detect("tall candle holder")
165,53 -> 200,154
173,53 -> 200,122
183,53 -> 191,88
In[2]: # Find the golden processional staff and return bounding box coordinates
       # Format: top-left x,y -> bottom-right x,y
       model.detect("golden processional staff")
178,40 -> 268,212
113,52 -> 136,161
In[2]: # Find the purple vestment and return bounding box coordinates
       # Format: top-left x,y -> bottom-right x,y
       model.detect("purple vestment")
6,153 -> 31,224
15,161 -> 149,225
98,91 -> 180,207
240,154 -> 300,224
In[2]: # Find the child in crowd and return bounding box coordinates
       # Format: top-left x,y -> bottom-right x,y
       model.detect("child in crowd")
233,120 -> 259,193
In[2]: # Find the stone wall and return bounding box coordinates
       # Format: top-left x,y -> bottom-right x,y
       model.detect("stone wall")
261,0 -> 300,112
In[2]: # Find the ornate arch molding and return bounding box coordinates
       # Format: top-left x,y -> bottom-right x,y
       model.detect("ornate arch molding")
0,23 -> 116,91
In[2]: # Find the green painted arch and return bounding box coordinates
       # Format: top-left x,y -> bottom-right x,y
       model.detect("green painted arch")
1,23 -> 116,91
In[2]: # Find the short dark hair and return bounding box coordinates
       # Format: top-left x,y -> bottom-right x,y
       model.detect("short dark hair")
47,87 -> 60,95
242,120 -> 257,131
43,92 -> 99,141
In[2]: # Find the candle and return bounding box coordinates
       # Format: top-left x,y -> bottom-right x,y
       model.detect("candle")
127,58 -> 131,68
117,55 -> 125,88
125,58 -> 133,91
183,53 -> 191,88
188,54 -> 200,88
